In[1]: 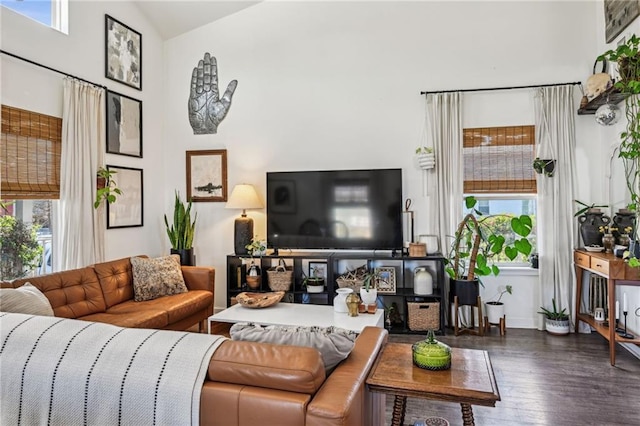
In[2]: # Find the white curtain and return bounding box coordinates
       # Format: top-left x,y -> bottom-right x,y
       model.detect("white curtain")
534,85 -> 577,330
54,78 -> 105,271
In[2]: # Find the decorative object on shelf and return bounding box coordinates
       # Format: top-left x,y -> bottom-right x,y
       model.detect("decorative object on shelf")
485,284 -> 512,325
584,58 -> 611,101
245,236 -> 266,257
612,208 -> 636,244
336,265 -> 367,291
225,183 -> 263,255
595,101 -> 621,126
594,307 -> 606,321
407,302 -> 440,332
598,35 -> 640,266
333,288 -> 353,314
418,234 -> 441,254
303,262 -> 326,293
94,166 -> 122,209
346,292 -> 360,317
411,330 -> 451,370
529,253 -> 539,268
266,258 -> 293,292
373,267 -> 396,294
575,200 -> 611,247
106,90 -> 142,157
538,298 -> 570,335
619,292 -> 635,339
402,198 -> 415,253
188,52 -> 237,134
415,146 -> 435,170
360,271 -> 379,306
107,165 -> 143,229
235,291 -> 284,309
409,242 -> 426,257
413,266 -> 433,295
105,14 -> 141,90
187,149 -> 228,202
532,157 -> 556,177
164,191 -> 196,265
600,227 -> 617,253
584,245 -> 604,252
246,261 -> 261,290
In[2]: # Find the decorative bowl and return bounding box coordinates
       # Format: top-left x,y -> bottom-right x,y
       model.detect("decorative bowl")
236,291 -> 284,309
584,246 -> 604,252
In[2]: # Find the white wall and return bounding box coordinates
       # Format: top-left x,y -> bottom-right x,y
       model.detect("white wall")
164,1 -> 598,318
0,1 -> 166,261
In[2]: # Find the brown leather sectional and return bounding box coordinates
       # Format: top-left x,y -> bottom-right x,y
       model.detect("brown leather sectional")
1,255 -> 214,331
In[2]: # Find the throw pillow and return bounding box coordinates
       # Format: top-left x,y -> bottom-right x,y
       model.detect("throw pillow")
0,282 -> 54,316
229,323 -> 358,372
130,255 -> 188,302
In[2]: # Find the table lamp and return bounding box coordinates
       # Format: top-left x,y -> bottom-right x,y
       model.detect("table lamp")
226,184 -> 263,255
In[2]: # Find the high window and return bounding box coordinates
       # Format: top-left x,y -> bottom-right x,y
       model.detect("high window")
463,125 -> 538,263
0,0 -> 68,34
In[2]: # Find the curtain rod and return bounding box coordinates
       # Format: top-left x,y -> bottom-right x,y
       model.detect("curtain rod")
0,49 -> 107,89
420,81 -> 582,95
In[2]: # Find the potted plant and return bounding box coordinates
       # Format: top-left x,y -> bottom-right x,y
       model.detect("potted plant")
302,265 -> 325,293
94,167 -> 122,209
361,269 -> 384,308
245,237 -> 266,257
538,298 -> 570,335
445,196 -> 533,306
164,191 -> 197,266
415,146 -> 435,170
532,157 -> 555,177
485,285 -> 512,325
598,35 -> 640,264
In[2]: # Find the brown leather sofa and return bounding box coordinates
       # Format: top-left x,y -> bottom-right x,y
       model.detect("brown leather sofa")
202,325 -> 388,426
0,255 -> 214,331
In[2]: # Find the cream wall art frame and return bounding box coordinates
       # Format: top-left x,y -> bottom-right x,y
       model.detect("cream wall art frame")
186,149 -> 228,202
106,165 -> 143,229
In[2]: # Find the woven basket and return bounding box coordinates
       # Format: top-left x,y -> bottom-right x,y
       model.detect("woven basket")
266,258 -> 293,292
407,302 -> 440,331
336,278 -> 364,292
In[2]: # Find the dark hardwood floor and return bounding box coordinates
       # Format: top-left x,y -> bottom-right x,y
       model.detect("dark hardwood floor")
387,329 -> 640,426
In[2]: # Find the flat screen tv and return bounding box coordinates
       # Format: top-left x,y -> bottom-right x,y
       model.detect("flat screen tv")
266,169 -> 403,251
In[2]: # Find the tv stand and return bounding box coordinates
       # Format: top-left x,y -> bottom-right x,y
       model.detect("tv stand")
226,251 -> 446,335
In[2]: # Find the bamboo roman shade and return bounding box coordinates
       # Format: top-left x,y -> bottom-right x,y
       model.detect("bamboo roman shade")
463,125 -> 537,194
1,105 -> 62,199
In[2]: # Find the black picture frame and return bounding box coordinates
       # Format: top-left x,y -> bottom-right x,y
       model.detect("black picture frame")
105,14 -> 142,90
604,0 -> 640,43
106,165 -> 143,229
106,90 -> 142,158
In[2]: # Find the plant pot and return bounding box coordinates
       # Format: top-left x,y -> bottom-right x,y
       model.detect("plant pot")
545,318 -> 570,336
306,278 -> 325,293
360,288 -> 378,306
485,302 -> 505,325
533,159 -> 555,177
171,248 -> 195,266
449,278 -> 480,306
416,152 -> 435,170
96,176 -> 106,190
578,209 -> 611,247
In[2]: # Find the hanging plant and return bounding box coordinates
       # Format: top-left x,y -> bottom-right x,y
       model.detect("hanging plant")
415,146 -> 435,170
94,167 -> 122,209
532,158 -> 555,177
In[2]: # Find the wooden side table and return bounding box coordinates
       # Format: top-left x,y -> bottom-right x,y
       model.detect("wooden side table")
366,343 -> 500,426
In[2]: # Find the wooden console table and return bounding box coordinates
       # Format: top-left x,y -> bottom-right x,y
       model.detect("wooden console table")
366,343 -> 500,426
574,249 -> 640,366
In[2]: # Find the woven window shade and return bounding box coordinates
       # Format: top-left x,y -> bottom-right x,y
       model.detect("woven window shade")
1,105 -> 62,199
463,125 -> 536,194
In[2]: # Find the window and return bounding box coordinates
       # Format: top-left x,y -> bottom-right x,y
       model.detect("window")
0,0 -> 68,34
463,125 -> 537,263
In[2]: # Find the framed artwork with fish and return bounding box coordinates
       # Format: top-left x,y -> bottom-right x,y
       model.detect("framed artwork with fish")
186,149 -> 228,202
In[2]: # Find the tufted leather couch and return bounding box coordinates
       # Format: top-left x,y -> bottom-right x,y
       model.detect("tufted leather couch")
0,255 -> 214,331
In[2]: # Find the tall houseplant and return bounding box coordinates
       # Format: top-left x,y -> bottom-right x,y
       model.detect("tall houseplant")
598,35 -> 640,264
164,191 -> 197,266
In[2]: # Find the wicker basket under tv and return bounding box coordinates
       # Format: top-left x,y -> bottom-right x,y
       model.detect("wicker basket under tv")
407,301 -> 440,331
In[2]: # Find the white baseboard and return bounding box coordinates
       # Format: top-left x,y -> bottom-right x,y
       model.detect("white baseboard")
622,343 -> 640,360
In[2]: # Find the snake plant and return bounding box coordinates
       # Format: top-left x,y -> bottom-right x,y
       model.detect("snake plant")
164,192 -> 197,250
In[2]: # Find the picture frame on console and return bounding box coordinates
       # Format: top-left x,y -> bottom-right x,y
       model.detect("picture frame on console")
106,165 -> 143,229
186,149 -> 228,202
106,90 -> 142,158
375,266 -> 396,294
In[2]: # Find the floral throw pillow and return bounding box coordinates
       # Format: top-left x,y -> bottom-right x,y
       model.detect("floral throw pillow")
130,255 -> 188,302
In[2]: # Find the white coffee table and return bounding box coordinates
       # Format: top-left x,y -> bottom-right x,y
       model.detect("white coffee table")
208,302 -> 384,334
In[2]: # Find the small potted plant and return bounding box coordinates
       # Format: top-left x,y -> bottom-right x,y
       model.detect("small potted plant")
245,236 -> 266,257
415,146 -> 435,170
538,298 -> 570,335
361,269 -> 383,308
485,285 -> 512,325
532,157 -> 555,177
94,167 -> 122,209
302,265 -> 325,293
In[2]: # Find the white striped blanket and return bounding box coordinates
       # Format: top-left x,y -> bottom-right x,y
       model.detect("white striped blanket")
0,312 -> 226,426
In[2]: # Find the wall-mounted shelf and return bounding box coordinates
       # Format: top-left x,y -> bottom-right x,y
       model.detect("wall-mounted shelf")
577,86 -> 629,115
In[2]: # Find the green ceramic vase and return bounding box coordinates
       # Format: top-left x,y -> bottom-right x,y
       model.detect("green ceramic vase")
412,330 -> 451,370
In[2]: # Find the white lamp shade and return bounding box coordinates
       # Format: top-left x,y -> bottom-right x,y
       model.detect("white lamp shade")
226,184 -> 263,210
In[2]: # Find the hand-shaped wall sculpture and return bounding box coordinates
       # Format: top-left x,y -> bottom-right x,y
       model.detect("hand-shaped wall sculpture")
188,52 -> 237,134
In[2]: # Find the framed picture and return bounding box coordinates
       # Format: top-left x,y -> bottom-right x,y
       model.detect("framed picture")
375,266 -> 396,294
106,90 -> 142,158
604,0 -> 640,43
106,165 -> 143,229
309,262 -> 327,280
186,150 -> 228,202
105,14 -> 142,90
268,180 -> 296,213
